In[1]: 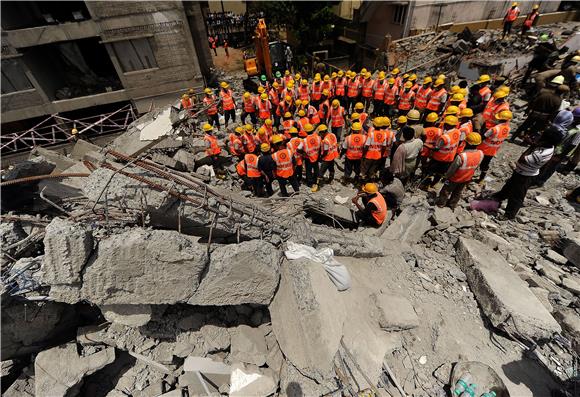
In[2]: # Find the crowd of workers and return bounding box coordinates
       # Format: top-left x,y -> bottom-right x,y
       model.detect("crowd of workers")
178,55 -> 578,227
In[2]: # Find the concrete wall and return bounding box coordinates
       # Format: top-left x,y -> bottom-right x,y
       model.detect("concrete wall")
364,3 -> 406,48
207,1 -> 246,14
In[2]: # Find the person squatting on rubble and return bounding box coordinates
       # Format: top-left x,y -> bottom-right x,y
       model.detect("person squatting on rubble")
351,182 -> 388,226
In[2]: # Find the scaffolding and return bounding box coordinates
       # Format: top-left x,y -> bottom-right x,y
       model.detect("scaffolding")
1,103 -> 137,155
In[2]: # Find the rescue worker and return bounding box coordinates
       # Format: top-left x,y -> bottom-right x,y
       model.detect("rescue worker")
203,88 -> 220,128
503,2 -> 520,39
201,123 -> 222,172
282,80 -> 296,101
280,112 -> 299,138
467,74 -> 492,116
318,90 -> 331,127
426,79 -> 447,116
415,77 -> 433,117
283,70 -> 293,87
457,108 -> 474,155
263,118 -> 274,137
418,112 -> 442,170
476,110 -> 513,183
346,71 -> 361,113
334,70 -> 347,106
269,82 -> 281,125
241,124 -> 257,154
236,150 -> 261,195
319,124 -> 339,185
298,79 -> 310,102
328,99 -> 347,141
228,126 -> 245,159
299,123 -> 322,192
373,72 -> 387,116
321,75 -> 333,97
482,88 -> 510,131
406,109 -> 423,139
286,127 -> 304,182
341,122 -> 365,184
272,135 -> 300,197
376,117 -> 396,179
257,143 -> 275,197
219,82 -> 236,128
311,73 -> 323,108
397,82 -> 415,116
361,71 -> 374,112
352,182 -> 388,227
391,67 -> 402,88
257,93 -> 272,123
521,4 -> 540,35
181,94 -> 193,110
254,127 -> 270,146
425,115 -> 461,188
353,102 -> 369,131
297,109 -> 310,137
436,132 -> 484,209
449,93 -> 467,111
241,92 -> 257,126
361,117 -> 388,181
276,95 -> 294,124
303,99 -> 321,126
383,78 -> 398,117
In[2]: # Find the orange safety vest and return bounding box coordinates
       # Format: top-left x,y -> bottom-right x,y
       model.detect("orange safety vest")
243,97 -> 256,113
368,193 -> 387,225
220,90 -> 235,111
203,95 -> 218,115
307,105 -> 321,125
236,159 -> 246,176
281,119 -> 296,135
321,81 -> 333,95
382,129 -> 396,157
362,79 -> 374,98
272,148 -> 294,178
373,80 -> 387,100
449,150 -> 484,183
181,98 -> 192,109
384,85 -> 398,105
478,123 -> 510,157
244,154 -> 260,178
479,86 -> 492,102
426,88 -> 446,111
432,128 -> 460,162
283,87 -> 295,100
364,129 -> 387,160
456,121 -> 473,155
303,133 -> 321,163
276,101 -> 291,117
298,117 -> 310,137
505,7 -> 520,22
415,86 -> 432,109
335,77 -> 346,96
345,133 -> 365,160
242,132 -> 256,154
229,133 -> 243,156
204,134 -> 221,156
258,100 -> 272,119
358,112 -> 368,128
321,132 -> 339,161
311,82 -> 323,100
269,89 -> 280,106
524,12 -> 538,27
398,90 -> 415,110
329,106 -> 345,127
318,100 -> 330,121
298,86 -> 309,102
287,137 -> 303,166
420,126 -> 443,157
483,101 -> 509,129
347,79 -> 359,98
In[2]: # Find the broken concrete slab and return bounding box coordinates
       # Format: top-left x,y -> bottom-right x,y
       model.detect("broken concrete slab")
188,240 -> 281,306
371,293 -> 419,331
561,276 -> 580,296
27,148 -> 73,173
42,218 -> 93,287
230,363 -> 277,397
230,325 -> 268,367
150,152 -> 184,171
475,229 -> 510,251
545,249 -> 568,266
562,235 -> 580,268
200,324 -> 231,353
3,367 -> 34,397
536,258 -> 566,285
70,139 -> 104,161
269,259 -> 345,382
554,308 -> 580,354
35,343 -> 115,397
456,238 -> 561,341
173,149 -> 196,171
432,206 -> 458,227
184,356 -> 231,374
101,304 -> 153,327
383,206 -> 431,244
530,287 -> 554,313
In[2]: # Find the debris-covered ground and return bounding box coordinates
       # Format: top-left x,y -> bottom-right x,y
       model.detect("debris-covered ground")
2,21 -> 580,397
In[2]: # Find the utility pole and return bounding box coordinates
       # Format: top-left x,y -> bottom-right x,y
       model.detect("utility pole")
435,2 -> 443,33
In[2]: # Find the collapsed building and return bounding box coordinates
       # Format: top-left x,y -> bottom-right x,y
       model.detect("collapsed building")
2,19 -> 580,397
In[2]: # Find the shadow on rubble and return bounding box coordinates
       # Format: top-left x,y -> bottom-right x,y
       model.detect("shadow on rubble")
501,353 -> 560,396
286,381 -> 303,397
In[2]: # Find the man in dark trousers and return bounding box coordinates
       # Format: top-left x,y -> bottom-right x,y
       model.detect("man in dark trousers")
257,143 -> 275,197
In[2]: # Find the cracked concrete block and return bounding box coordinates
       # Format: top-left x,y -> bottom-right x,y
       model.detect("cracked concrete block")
371,293 -> 419,331
230,325 -> 268,366
456,237 -> 561,341
269,259 -> 345,382
383,206 -> 431,244
35,343 -> 115,397
188,240 -> 281,306
101,304 -> 153,327
201,324 -> 231,352
42,218 -> 93,286
230,363 -> 278,397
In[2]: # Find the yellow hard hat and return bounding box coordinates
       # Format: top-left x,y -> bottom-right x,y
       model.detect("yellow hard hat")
304,123 -> 314,133
289,127 -> 299,134
426,112 -> 439,123
220,82 -> 229,88
444,105 -> 460,115
437,74 -> 446,80
407,109 -> 420,120
314,75 -> 321,82
285,70 -> 290,76
273,81 -> 279,88
460,108 -> 474,118
373,117 -> 381,126
258,127 -> 266,135
365,72 -> 371,79
354,102 -> 364,110
318,124 -> 328,132
511,2 -> 518,6
433,79 -> 445,87
294,73 -> 301,80
260,143 -> 271,152
324,75 -> 330,82
203,123 -> 213,131
459,88 -> 468,96
302,98 -> 310,105
245,124 -> 253,132
351,112 -> 360,120
477,74 -> 491,84
260,93 -> 268,100
338,70 -> 344,77
362,183 -> 378,194
301,79 -> 308,85
182,94 -> 189,99
466,132 -> 482,146
285,95 -> 292,102
392,68 -> 400,75
265,118 -> 272,125
495,110 -> 513,120
204,88 -> 212,94
71,128 -> 78,135
408,74 -> 417,81
287,80 -> 295,88
444,115 -> 459,125
332,99 -> 340,107
493,89 -> 508,99
235,126 -> 243,134
295,99 -> 302,107
397,116 -> 407,124
271,135 -> 283,144
402,73 -> 410,79
387,78 -> 396,84
451,93 -> 464,102
284,111 -> 292,118
451,85 -> 461,94
351,122 -> 362,131
383,117 -> 391,127
498,85 -> 510,94
360,68 -> 367,74
573,55 -> 580,63
423,76 -> 433,84
243,92 -> 251,98
322,89 -> 330,96
533,4 -> 539,9
378,71 -> 386,79
258,86 -> 265,94
298,109 -> 306,117
404,81 -> 413,89
331,72 -> 337,78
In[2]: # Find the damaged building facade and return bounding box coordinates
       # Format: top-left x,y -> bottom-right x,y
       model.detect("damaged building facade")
1,1 -> 212,151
